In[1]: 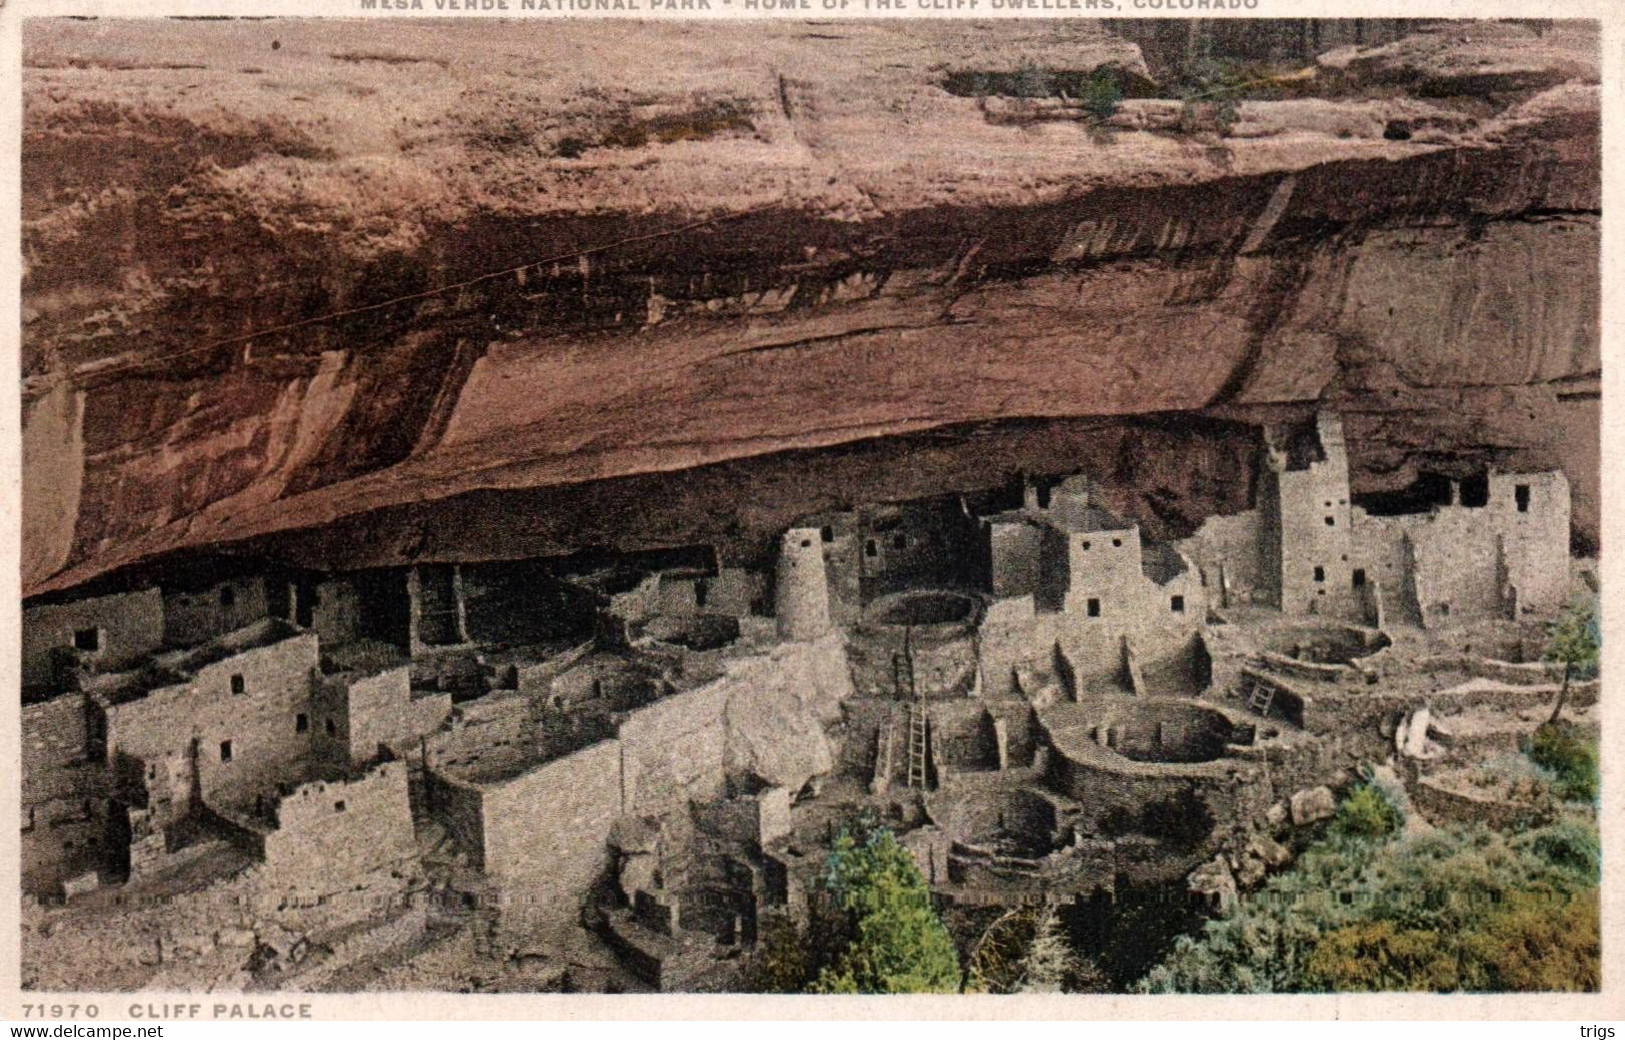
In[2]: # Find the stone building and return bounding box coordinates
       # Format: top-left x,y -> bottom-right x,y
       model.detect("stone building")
22,587 -> 164,695
1182,411 -> 1573,629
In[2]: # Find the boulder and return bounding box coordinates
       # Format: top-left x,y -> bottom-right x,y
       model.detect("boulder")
1290,786 -> 1336,826
1187,856 -> 1237,909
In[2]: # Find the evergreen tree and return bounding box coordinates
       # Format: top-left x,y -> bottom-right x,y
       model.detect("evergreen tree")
1544,597 -> 1600,725
808,826 -> 960,994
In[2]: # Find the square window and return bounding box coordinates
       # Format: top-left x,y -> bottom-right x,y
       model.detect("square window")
1313,566 -> 1325,583
1515,484 -> 1531,513
72,627 -> 101,652
1352,569 -> 1367,588
296,713 -> 309,734
1170,595 -> 1185,613
230,674 -> 246,696
799,538 -> 811,549
1081,540 -> 1091,551
334,800 -> 346,813
1087,598 -> 1101,618
820,526 -> 834,543
219,740 -> 233,763
1324,516 -> 1335,527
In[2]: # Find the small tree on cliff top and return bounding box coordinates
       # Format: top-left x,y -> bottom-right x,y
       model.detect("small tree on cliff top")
808,826 -> 960,994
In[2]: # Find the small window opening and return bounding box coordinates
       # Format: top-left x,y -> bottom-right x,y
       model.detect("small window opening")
892,534 -> 907,551
799,538 -> 811,549
820,526 -> 834,543
1313,566 -> 1325,583
1086,598 -> 1101,618
1515,484 -> 1531,513
1036,485 -> 1052,509
1081,540 -> 1091,551
1170,595 -> 1185,614
334,800 -> 346,813
1324,516 -> 1335,527
230,674 -> 246,696
694,580 -> 709,609
220,585 -> 235,608
325,718 -> 336,736
296,713 -> 309,734
219,741 -> 233,763
865,540 -> 877,558
1112,538 -> 1122,548
1352,568 -> 1367,589
73,628 -> 100,652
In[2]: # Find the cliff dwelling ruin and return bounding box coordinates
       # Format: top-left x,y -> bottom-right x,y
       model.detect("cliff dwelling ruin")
18,15 -> 1600,996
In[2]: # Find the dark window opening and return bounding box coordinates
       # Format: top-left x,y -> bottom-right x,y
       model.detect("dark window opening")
1087,598 -> 1101,618
865,540 -> 877,558
220,585 -> 235,608
296,713 -> 309,734
892,534 -> 907,551
334,800 -> 346,813
1515,484 -> 1531,513
1460,472 -> 1490,508
1352,568 -> 1367,589
820,526 -> 834,543
694,580 -> 709,609
1081,540 -> 1091,551
1170,595 -> 1185,614
1112,538 -> 1122,548
219,741 -> 233,763
1439,602 -> 1451,617
1036,485 -> 1052,509
73,628 -> 100,652
325,718 -> 336,736
1324,516 -> 1335,527
230,674 -> 246,696
1313,566 -> 1325,583
799,538 -> 811,549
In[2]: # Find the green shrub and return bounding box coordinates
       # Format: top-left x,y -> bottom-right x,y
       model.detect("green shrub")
1078,69 -> 1121,122
1332,783 -> 1404,841
1139,818 -> 1601,993
1528,723 -> 1598,803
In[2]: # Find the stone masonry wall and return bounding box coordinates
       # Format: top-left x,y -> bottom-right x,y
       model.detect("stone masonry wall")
103,632 -> 319,812
23,587 -> 164,691
22,693 -> 108,895
260,760 -> 418,903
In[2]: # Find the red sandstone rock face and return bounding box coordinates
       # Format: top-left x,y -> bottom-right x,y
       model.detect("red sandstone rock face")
20,19 -> 1600,596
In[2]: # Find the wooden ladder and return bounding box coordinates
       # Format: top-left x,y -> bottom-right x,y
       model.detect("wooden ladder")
903,625 -> 929,790
1247,681 -> 1275,718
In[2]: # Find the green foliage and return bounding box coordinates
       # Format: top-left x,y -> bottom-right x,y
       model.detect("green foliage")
806,826 -> 961,994
1331,783 -> 1404,840
746,910 -> 809,994
1077,69 -> 1122,122
1528,723 -> 1599,803
1544,598 -> 1600,678
1139,815 -> 1601,994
